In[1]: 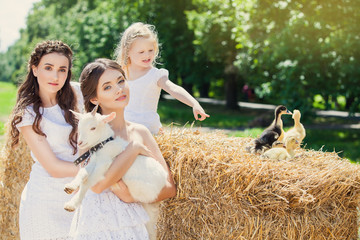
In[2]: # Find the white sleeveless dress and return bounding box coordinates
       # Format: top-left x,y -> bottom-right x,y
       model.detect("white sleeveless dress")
17,82 -> 83,240
124,67 -> 169,134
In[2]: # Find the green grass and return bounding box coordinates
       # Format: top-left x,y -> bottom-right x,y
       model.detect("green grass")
1,81 -> 359,162
158,98 -> 360,163
0,82 -> 17,135
228,128 -> 360,162
158,99 -> 258,129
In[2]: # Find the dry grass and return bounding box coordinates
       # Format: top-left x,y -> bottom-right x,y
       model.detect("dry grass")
155,128 -> 360,240
0,122 -> 33,239
1,126 -> 360,239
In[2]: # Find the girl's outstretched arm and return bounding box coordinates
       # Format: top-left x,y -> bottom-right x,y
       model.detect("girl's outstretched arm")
19,126 -> 79,178
158,77 -> 210,121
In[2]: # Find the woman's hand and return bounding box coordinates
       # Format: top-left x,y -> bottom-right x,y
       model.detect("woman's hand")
91,139 -> 157,194
109,141 -> 154,202
111,180 -> 136,203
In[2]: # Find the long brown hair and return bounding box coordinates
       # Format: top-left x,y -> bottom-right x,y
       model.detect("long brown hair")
79,58 -> 126,113
10,40 -> 78,154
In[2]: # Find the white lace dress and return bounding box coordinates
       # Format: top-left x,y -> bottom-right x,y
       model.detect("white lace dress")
17,82 -> 83,240
69,190 -> 149,240
124,67 -> 169,134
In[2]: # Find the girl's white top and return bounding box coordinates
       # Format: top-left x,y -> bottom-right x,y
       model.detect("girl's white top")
125,67 -> 169,134
17,82 -> 83,240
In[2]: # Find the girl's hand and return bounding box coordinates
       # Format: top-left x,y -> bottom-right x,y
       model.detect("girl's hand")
111,180 -> 136,203
193,103 -> 210,121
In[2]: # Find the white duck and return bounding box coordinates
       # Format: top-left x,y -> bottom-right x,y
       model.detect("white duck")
283,109 -> 306,146
262,136 -> 299,160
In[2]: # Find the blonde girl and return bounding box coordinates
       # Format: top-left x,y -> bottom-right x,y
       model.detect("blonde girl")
115,22 -> 210,134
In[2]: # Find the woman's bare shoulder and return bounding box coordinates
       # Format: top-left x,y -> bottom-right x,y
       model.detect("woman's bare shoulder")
126,121 -> 152,139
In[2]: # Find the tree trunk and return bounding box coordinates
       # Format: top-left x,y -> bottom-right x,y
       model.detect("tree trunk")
199,83 -> 210,98
346,95 -> 355,110
182,82 -> 193,96
324,94 -> 330,110
225,73 -> 239,110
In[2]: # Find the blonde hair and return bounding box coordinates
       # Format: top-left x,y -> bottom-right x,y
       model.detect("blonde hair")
115,22 -> 160,68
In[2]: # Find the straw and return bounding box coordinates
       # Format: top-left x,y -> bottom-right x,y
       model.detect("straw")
1,126 -> 360,239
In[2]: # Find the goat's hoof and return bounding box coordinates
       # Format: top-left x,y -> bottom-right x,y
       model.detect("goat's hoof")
64,185 -> 74,194
64,203 -> 76,212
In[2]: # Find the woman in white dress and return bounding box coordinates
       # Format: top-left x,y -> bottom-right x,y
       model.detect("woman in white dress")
9,40 -> 82,240
9,41 -> 155,240
69,58 -> 176,239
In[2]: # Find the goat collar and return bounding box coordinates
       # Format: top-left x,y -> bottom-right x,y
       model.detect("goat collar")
73,136 -> 114,166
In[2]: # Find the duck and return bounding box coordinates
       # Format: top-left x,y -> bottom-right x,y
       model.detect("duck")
283,109 -> 306,146
246,105 -> 292,154
272,141 -> 285,148
261,136 -> 299,160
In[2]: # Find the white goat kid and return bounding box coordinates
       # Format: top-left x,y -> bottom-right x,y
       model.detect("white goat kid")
64,107 -> 169,240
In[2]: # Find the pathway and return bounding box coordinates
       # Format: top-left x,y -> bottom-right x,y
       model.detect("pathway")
163,95 -> 360,130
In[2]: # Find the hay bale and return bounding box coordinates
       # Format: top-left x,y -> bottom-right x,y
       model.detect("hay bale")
155,128 -> 360,240
0,121 -> 33,239
1,126 -> 359,239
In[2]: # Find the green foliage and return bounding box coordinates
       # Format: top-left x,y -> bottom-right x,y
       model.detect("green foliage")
247,0 -> 360,114
0,81 -> 358,163
186,0 -> 256,108
0,0 -> 359,114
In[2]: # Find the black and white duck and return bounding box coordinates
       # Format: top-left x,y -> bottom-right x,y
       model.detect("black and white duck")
247,105 -> 292,154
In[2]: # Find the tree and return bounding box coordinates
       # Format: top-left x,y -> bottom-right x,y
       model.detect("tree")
186,0 -> 255,109
248,0 -> 360,114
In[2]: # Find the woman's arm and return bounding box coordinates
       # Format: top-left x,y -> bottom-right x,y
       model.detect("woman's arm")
158,77 -> 209,121
19,126 -> 79,178
109,126 -> 176,202
91,140 -> 152,193
143,128 -> 176,202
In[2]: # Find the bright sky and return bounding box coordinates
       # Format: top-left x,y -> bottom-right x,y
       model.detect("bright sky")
0,0 -> 40,52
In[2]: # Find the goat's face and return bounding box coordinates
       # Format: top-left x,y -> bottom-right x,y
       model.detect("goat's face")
77,114 -> 104,149
71,110 -> 116,149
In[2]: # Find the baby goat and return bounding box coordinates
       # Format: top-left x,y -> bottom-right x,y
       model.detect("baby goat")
64,106 -> 169,240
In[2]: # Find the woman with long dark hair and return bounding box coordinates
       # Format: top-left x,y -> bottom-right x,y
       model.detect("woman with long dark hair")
10,40 -> 82,239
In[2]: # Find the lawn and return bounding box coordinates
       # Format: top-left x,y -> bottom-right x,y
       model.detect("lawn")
0,82 -> 17,136
0,81 -> 359,162
158,98 -> 360,162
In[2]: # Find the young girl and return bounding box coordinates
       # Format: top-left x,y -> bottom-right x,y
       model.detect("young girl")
69,58 -> 176,239
115,22 -> 210,134
10,40 -> 82,239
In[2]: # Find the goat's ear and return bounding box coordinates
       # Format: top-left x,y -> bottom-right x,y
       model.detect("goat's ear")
91,105 -> 99,116
70,110 -> 82,120
102,112 -> 116,124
